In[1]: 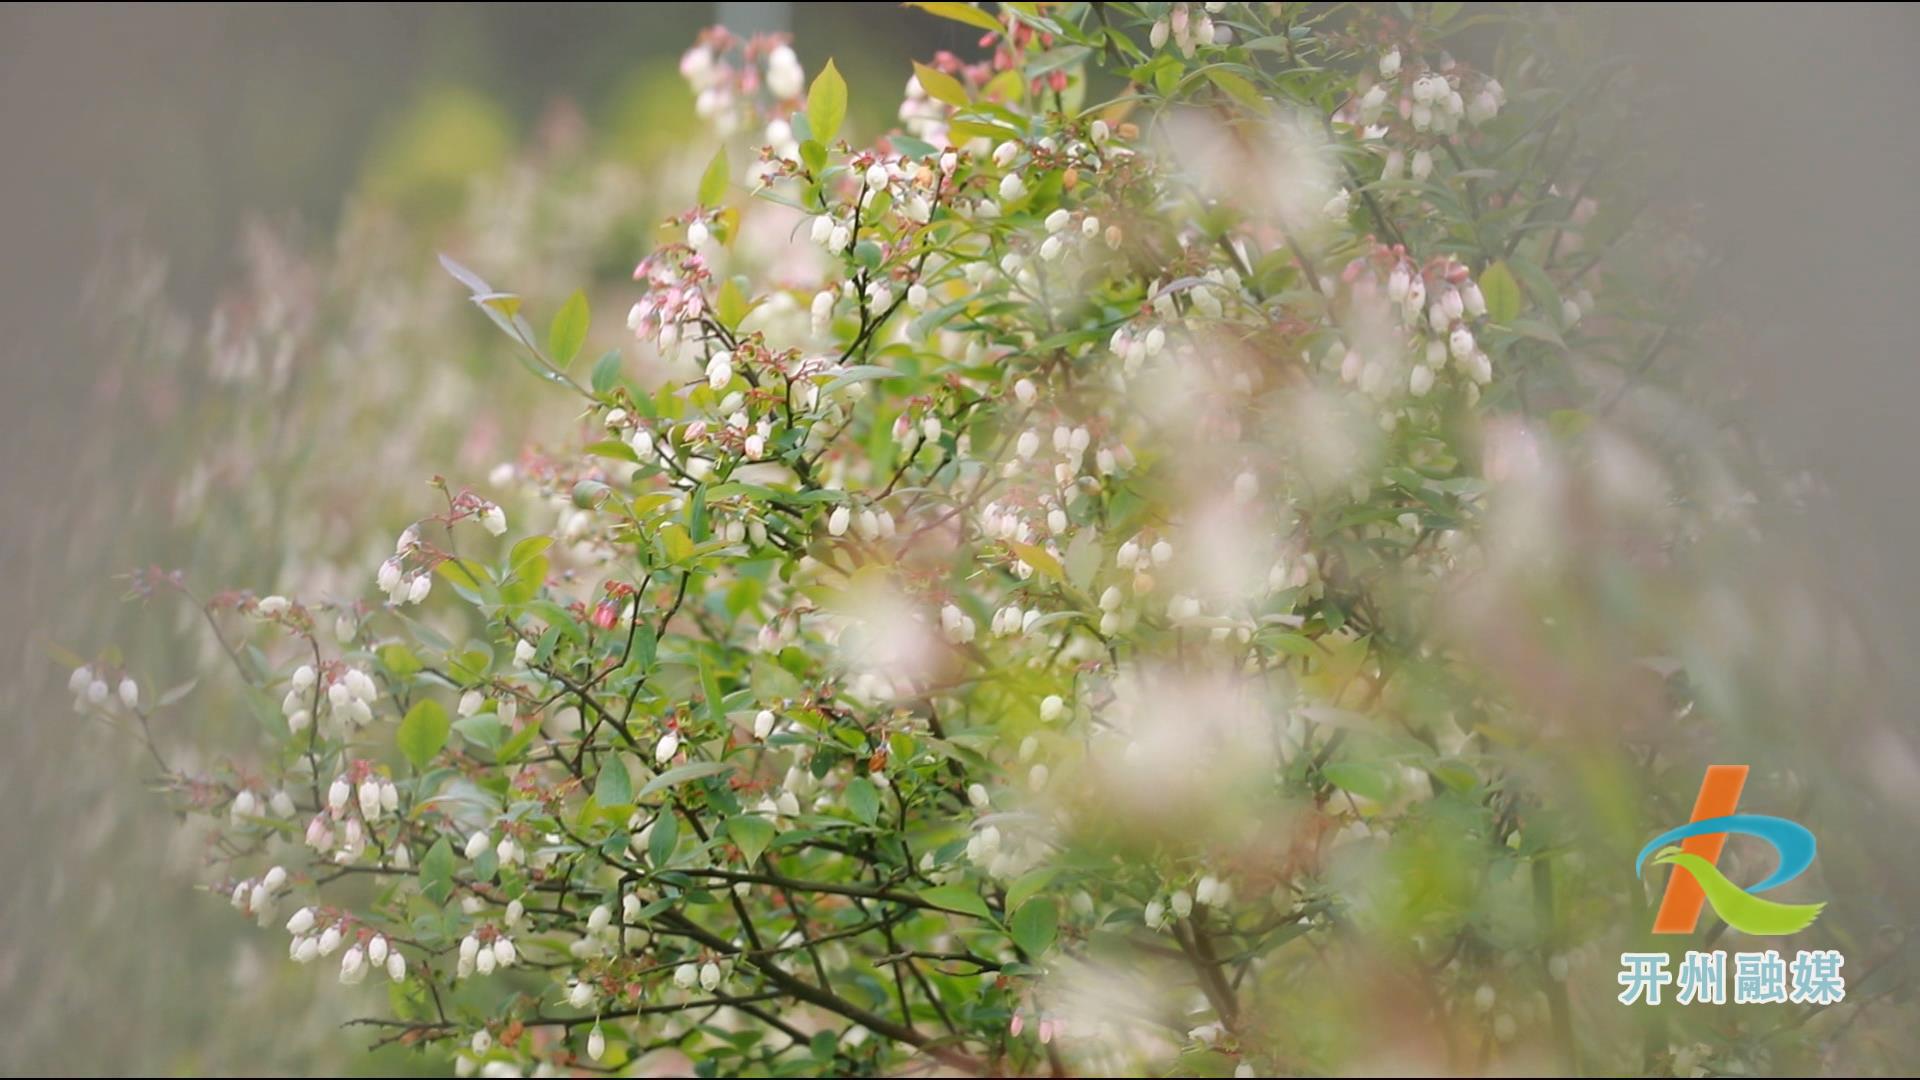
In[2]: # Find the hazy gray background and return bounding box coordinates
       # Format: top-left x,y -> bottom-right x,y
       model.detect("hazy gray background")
1,3 -> 1915,1073
1608,5 -> 1920,693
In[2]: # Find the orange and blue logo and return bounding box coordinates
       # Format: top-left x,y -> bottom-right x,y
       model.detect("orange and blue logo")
1636,765 -> 1824,936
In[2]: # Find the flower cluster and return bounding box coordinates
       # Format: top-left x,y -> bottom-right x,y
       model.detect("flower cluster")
86,4 -> 1759,1077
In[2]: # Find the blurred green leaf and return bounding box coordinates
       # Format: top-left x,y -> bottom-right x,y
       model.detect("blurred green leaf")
716,278 -> 752,330
912,61 -> 969,108
1479,261 -> 1523,324
821,365 -> 902,396
1010,898 -> 1058,958
1007,540 -> 1064,582
1323,761 -> 1392,803
906,2 -> 1002,33
380,643 -> 423,678
698,146 -> 729,207
1206,68 -> 1267,111
397,699 -> 449,771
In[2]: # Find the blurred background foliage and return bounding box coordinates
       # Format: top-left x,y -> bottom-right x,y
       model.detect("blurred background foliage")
3,3 -> 1920,1076
1,5 -> 966,1073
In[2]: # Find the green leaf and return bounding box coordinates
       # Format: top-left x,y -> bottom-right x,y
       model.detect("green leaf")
905,1 -> 1002,33
595,755 -> 634,807
453,713 -> 506,750
381,643 -> 423,678
1010,898 -> 1058,958
1004,867 -> 1058,913
1505,256 -> 1564,319
639,760 -> 738,798
583,439 -> 640,464
715,277 -> 752,330
657,522 -> 695,564
419,837 -> 455,906
1430,760 -> 1480,793
396,699 -> 450,771
647,811 -> 680,868
436,558 -> 489,593
912,61 -> 969,108
1548,408 -> 1592,440
591,349 -> 623,395
807,60 -> 848,146
478,291 -> 522,318
800,139 -> 827,176
1322,761 -> 1392,803
447,648 -> 492,684
508,534 -> 552,572
891,134 -> 938,160
1205,68 -> 1268,112
573,479 -> 612,508
548,290 -> 590,368
809,1030 -> 838,1062
918,884 -> 997,923
1006,540 -> 1064,582
727,815 -> 776,866
501,535 -> 552,605
820,364 -> 901,396
496,719 -> 540,764
522,600 -> 586,648
948,118 -> 1016,143
700,658 -> 726,726
1479,261 -> 1523,325
699,146 -> 730,206
1025,44 -> 1088,79
1509,317 -> 1568,350
845,776 -> 880,825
